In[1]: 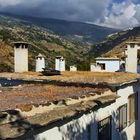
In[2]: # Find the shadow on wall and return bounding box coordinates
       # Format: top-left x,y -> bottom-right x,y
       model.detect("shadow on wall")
111,111 -> 126,140
60,120 -> 88,140
133,83 -> 140,140
58,114 -> 97,140
0,88 -> 139,140
110,83 -> 140,140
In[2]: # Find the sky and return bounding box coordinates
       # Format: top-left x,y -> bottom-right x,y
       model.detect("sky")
0,0 -> 140,29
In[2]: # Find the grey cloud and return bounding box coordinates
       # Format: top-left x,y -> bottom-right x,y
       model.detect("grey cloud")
0,0 -> 112,22
0,0 -> 140,29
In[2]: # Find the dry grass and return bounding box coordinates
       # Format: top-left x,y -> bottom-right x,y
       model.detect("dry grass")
0,84 -> 109,111
0,71 -> 140,85
10,84 -> 106,100
61,71 -> 123,77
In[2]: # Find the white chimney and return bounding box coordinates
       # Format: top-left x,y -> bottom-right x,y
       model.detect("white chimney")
125,42 -> 139,73
14,42 -> 28,72
36,54 -> 45,72
55,56 -> 65,71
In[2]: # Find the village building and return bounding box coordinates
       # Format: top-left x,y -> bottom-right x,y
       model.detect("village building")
90,63 -> 101,72
91,58 -> 121,72
0,40 -> 140,140
36,53 -> 45,72
0,72 -> 139,140
70,65 -> 77,72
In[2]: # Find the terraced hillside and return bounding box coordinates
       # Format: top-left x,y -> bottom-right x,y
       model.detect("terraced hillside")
90,26 -> 140,58
0,15 -> 91,72
0,12 -> 118,45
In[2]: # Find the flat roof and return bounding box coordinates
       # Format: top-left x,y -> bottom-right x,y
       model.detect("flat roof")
0,71 -> 139,139
0,84 -> 109,111
0,72 -> 139,86
126,41 -> 140,45
0,83 -> 117,139
95,57 -> 120,60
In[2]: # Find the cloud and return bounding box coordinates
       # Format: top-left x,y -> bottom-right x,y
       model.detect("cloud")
96,1 -> 140,29
0,0 -> 22,7
0,0 -> 112,21
0,0 -> 140,29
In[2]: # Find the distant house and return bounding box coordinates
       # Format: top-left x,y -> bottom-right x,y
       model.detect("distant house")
91,57 -> 120,72
70,65 -> 77,72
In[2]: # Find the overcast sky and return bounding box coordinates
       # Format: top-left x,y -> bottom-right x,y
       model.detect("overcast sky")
0,0 -> 140,29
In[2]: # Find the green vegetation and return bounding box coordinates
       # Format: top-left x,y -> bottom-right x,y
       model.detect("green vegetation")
0,64 -> 12,72
0,15 -> 92,72
90,27 -> 140,58
2,15 -> 140,72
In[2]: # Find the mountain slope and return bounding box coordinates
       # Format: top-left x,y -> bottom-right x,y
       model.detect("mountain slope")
0,15 -> 91,72
0,12 -> 118,45
90,26 -> 140,58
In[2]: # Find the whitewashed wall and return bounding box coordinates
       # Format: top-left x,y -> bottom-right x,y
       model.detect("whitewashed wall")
96,60 -> 120,72
125,44 -> 138,73
36,57 -> 45,72
30,82 -> 140,140
90,64 -> 101,72
134,82 -> 140,140
55,57 -> 65,71
55,58 -> 60,71
60,59 -> 65,71
70,66 -> 77,72
14,45 -> 28,72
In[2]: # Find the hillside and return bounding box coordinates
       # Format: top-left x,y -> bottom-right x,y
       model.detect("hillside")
1,14 -> 140,72
90,26 -> 140,58
0,15 -> 91,72
0,12 -> 118,45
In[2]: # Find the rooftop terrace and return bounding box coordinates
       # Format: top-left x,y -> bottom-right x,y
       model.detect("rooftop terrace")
0,71 -> 139,86
0,71 -> 139,139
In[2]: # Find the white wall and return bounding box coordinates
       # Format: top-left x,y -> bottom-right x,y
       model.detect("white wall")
55,58 -> 60,71
125,44 -> 138,73
32,82 -> 140,140
55,57 -> 65,71
70,66 -> 77,72
60,59 -> 65,71
14,45 -> 28,72
36,57 -> 45,72
90,64 -> 101,72
96,60 -> 120,72
134,82 -> 140,140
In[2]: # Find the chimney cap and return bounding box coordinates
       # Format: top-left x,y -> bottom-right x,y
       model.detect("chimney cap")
13,41 -> 30,45
36,53 -> 45,58
13,41 -> 36,48
56,56 -> 64,59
